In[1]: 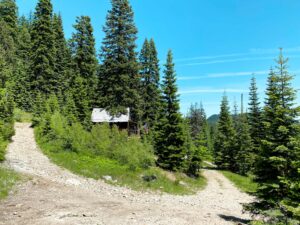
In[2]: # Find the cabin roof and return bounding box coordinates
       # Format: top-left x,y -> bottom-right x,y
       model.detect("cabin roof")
91,108 -> 130,123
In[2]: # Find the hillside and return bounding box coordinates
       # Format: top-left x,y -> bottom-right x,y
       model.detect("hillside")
207,114 -> 219,126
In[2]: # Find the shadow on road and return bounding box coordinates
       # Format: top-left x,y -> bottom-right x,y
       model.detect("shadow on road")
218,214 -> 251,224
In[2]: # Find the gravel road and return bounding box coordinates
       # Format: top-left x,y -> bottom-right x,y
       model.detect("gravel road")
0,123 -> 254,225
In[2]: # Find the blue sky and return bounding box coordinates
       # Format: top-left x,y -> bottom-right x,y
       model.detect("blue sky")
16,0 -> 300,116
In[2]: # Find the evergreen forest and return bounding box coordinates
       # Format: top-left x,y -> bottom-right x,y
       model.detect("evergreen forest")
0,0 -> 299,224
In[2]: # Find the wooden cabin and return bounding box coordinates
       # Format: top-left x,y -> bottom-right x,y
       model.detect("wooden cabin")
91,108 -> 139,135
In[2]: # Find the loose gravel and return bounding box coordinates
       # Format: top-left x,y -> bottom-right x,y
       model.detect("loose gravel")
0,123 -> 254,225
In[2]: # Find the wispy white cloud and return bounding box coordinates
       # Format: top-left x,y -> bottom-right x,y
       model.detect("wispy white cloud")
178,70 -> 268,80
179,55 -> 300,67
178,69 -> 300,81
178,56 -> 275,67
250,46 -> 300,54
175,46 -> 300,67
179,88 -> 248,95
174,53 -> 249,62
208,71 -> 267,78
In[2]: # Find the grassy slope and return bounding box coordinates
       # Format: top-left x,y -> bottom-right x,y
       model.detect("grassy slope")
0,167 -> 19,199
36,131 -> 207,195
221,170 -> 258,194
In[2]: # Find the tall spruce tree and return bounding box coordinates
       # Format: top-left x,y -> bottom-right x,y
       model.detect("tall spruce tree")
139,38 -> 161,129
0,3 -> 19,107
187,102 -> 211,157
72,75 -> 90,128
232,100 -> 239,130
0,0 -> 18,40
99,0 -> 141,123
154,50 -> 185,171
248,76 -> 263,154
214,94 -> 236,170
0,16 -> 16,91
70,16 -> 97,106
32,92 -> 45,126
30,0 -> 55,95
182,118 -> 202,177
235,111 -> 253,175
12,60 -> 31,110
53,13 -> 71,94
283,134 -> 300,221
187,103 -> 206,140
0,18 -> 15,66
16,16 -> 31,62
11,16 -> 32,111
253,51 -> 300,219
0,45 -> 11,89
63,92 -> 78,125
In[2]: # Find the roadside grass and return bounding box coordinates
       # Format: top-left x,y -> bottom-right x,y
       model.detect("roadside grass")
221,170 -> 258,194
0,140 -> 8,162
36,133 -> 207,195
0,116 -> 19,199
0,166 -> 20,199
14,108 -> 32,123
0,127 -> 20,200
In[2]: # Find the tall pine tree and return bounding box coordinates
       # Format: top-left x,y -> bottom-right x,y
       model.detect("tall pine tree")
235,109 -> 253,175
70,16 -> 97,107
154,50 -> 185,171
248,76 -> 263,155
53,13 -> 71,95
0,0 -> 18,40
72,75 -> 90,128
214,94 -> 236,170
99,0 -> 141,124
139,38 -> 161,129
0,44 -> 11,89
187,102 -> 212,157
253,51 -> 300,219
187,103 -> 206,141
30,0 -> 55,95
0,18 -> 15,66
11,16 -> 32,110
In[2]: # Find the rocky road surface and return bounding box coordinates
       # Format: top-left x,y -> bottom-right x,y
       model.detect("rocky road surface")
0,123 -> 253,225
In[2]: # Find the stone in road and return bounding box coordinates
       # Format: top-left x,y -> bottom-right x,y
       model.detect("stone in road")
0,123 -> 254,225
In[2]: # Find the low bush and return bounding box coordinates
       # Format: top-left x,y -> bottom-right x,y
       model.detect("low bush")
37,111 -> 155,170
0,139 -> 8,162
35,111 -> 207,194
0,89 -> 14,162
0,120 -> 14,162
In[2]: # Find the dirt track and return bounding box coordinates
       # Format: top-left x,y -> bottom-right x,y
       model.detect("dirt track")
0,123 -> 254,225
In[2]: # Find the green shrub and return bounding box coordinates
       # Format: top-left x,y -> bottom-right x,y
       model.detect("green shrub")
35,111 -> 207,194
0,139 -> 8,162
0,89 -> 15,156
0,121 -> 14,141
40,112 -> 155,170
0,122 -> 14,161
